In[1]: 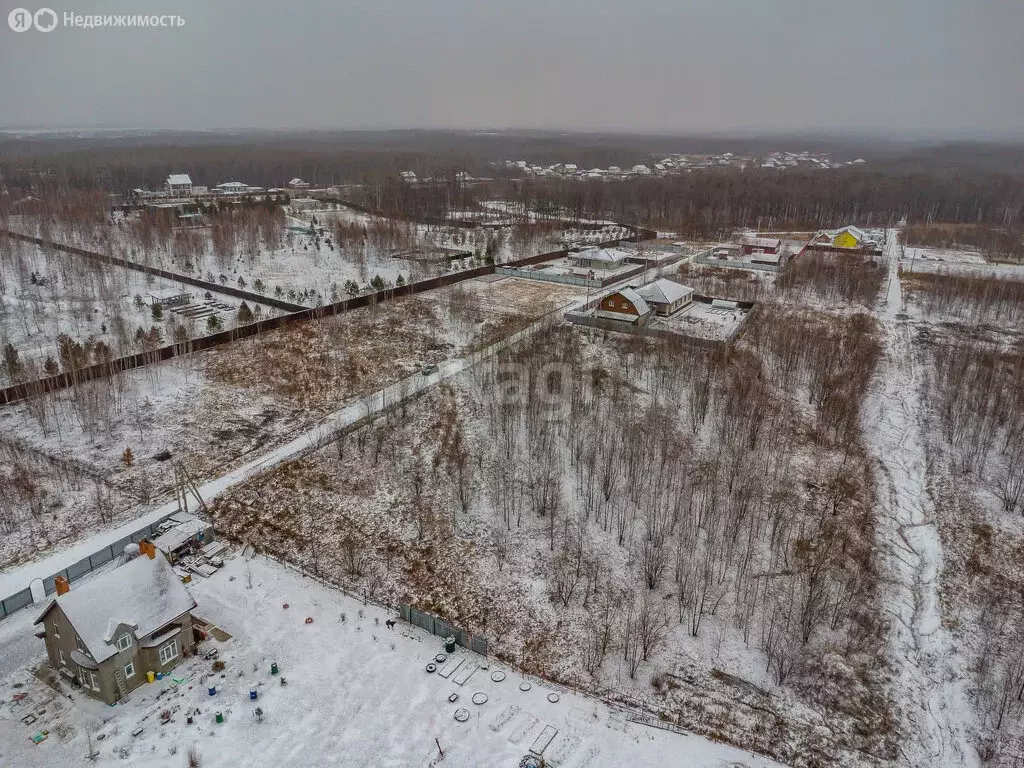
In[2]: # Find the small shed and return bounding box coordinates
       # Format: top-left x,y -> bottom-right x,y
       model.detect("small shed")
150,513 -> 213,564
148,288 -> 191,307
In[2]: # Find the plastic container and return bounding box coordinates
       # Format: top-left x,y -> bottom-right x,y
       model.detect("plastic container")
156,672 -> 163,681
215,711 -> 223,724
208,686 -> 216,696
270,662 -> 279,676
444,636 -> 456,653
146,671 -> 155,683
249,688 -> 258,700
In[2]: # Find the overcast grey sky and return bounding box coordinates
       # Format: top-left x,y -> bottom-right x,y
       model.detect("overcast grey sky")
2,0 -> 1023,137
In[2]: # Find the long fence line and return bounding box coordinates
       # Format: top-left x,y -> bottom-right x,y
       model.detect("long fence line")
0,230 -> 643,406
0,229 -> 307,312
0,292 -> 564,620
0,513 -> 176,620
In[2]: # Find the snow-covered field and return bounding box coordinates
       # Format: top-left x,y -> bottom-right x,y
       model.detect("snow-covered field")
0,555 -> 786,768
903,246 -> 1024,278
0,240 -> 281,386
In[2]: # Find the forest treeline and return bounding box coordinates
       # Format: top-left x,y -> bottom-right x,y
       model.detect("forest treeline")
3,135 -> 1023,248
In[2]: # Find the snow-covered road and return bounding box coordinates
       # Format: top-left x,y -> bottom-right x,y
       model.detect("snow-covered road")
863,232 -> 977,766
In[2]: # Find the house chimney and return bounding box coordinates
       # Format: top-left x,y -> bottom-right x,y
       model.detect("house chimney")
139,539 -> 156,559
55,575 -> 70,595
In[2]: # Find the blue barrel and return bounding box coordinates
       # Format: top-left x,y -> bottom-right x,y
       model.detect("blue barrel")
249,688 -> 258,700
208,686 -> 216,696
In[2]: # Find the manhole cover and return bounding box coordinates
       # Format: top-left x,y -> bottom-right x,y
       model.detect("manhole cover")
471,692 -> 488,705
519,682 -> 531,692
547,693 -> 560,703
425,663 -> 437,673
491,671 -> 506,682
454,708 -> 470,722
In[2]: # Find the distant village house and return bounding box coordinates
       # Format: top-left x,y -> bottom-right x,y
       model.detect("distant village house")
165,174 -> 193,198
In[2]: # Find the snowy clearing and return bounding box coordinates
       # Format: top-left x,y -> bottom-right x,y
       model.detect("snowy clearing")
0,555 -> 787,768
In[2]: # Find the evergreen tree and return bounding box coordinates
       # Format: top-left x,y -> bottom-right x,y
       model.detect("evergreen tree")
237,301 -> 254,323
2,343 -> 23,381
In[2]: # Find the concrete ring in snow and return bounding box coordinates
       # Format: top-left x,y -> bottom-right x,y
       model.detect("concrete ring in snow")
471,692 -> 488,705
490,671 -> 506,682
519,682 -> 531,691
435,654 -> 447,663
547,693 -> 560,703
454,708 -> 470,722
425,663 -> 437,673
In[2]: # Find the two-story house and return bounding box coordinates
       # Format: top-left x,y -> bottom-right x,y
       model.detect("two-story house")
33,545 -> 197,705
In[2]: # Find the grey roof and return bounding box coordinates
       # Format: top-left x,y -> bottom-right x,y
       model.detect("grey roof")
575,247 -> 627,263
34,554 -> 195,664
151,518 -> 208,554
634,278 -> 694,305
836,225 -> 867,241
599,286 -> 651,317
740,236 -> 782,249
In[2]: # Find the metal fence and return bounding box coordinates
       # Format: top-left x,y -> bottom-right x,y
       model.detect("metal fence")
398,604 -> 487,657
0,514 -> 176,621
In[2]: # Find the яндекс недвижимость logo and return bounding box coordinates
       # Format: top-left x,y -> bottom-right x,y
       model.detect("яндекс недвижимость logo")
8,7 -> 57,31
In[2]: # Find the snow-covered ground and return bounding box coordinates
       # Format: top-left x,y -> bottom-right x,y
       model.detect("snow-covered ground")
0,285 -> 584,605
0,241 -> 280,385
903,246 -> 1024,278
862,231 -> 978,766
0,555 -> 786,767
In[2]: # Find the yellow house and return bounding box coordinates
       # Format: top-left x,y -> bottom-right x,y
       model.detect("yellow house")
832,226 -> 865,249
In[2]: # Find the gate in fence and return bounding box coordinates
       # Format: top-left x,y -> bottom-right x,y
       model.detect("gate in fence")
398,604 -> 487,657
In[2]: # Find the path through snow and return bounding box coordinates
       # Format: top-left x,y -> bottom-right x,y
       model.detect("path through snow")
863,231 -> 977,766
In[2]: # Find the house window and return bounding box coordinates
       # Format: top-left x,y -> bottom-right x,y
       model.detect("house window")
159,639 -> 178,665
52,620 -> 60,638
124,661 -> 135,679
58,648 -> 66,665
75,635 -> 85,652
79,667 -> 99,691
116,634 -> 132,652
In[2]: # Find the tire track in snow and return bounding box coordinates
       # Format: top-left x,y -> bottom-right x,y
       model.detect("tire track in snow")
864,231 -> 977,767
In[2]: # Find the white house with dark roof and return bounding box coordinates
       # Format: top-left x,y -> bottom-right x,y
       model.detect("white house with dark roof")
165,174 -> 193,197
33,547 -> 197,704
